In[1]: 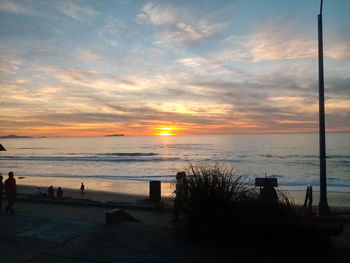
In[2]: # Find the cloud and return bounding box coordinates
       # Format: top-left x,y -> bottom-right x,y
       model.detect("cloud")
326,77 -> 350,97
242,22 -> 317,62
174,22 -> 201,41
1,1 -> 349,136
101,16 -> 126,36
0,0 -> 37,15
136,2 -> 177,26
247,38 -> 316,62
1,104 -> 230,132
137,1 -> 225,44
326,43 -> 350,60
76,49 -> 103,62
179,76 -> 320,126
158,21 -> 225,44
57,1 -> 99,21
165,21 -> 225,43
178,55 -> 246,78
40,67 -> 119,82
237,20 -> 350,62
326,99 -> 350,114
0,56 -> 21,75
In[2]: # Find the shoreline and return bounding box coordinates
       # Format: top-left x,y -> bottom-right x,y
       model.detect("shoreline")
14,180 -> 350,209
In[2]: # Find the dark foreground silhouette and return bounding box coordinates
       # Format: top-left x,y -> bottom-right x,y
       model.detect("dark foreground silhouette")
175,163 -> 343,248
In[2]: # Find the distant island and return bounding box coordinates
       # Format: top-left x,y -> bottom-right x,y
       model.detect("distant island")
104,134 -> 125,137
0,135 -> 33,139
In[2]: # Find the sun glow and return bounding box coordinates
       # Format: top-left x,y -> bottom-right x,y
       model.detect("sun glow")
155,127 -> 177,136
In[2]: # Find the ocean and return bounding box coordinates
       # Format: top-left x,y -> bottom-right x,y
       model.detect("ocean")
0,133 -> 349,194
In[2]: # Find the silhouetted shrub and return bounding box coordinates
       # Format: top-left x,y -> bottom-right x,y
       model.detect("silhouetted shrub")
181,162 -> 299,242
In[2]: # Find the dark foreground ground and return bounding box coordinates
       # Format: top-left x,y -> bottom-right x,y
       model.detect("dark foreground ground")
0,199 -> 349,263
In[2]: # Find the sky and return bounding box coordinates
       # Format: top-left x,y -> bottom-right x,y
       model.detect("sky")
0,0 -> 349,137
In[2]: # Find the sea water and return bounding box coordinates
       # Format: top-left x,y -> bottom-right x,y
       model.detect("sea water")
0,133 -> 349,193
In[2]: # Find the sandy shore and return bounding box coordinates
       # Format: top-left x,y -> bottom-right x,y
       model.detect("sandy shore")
281,189 -> 350,209
16,175 -> 175,198
13,175 -> 350,208
16,184 -> 152,204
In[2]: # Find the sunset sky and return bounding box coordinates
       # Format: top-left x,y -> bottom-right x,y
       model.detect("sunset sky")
0,0 -> 349,137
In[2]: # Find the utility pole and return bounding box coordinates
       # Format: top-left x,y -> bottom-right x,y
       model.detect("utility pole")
318,0 -> 330,215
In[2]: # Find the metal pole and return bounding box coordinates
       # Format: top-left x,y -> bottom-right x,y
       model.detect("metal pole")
318,0 -> 330,215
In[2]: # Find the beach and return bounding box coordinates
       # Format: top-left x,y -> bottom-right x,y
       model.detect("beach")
15,178 -> 350,209
15,176 -> 175,202
2,169 -> 350,263
16,184 -> 150,204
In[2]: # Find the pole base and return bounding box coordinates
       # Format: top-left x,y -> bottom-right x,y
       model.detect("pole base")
318,202 -> 331,215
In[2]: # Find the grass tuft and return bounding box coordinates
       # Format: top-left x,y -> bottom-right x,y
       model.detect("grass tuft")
179,162 -> 300,242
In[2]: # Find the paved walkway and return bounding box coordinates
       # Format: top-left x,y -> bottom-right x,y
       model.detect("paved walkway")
11,200 -> 173,227
1,200 -> 350,263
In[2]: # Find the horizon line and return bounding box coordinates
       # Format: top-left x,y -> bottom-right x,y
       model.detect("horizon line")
1,130 -> 350,139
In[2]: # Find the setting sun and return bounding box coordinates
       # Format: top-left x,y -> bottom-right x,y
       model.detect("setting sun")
155,127 -> 177,136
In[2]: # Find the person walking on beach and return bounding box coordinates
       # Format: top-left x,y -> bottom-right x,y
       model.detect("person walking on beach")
4,171 -> 16,213
80,183 -> 85,195
173,171 -> 188,222
0,173 -> 3,211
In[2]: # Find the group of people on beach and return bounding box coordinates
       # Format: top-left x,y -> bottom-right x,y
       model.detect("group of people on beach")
0,171 -> 17,213
32,185 -> 63,198
0,170 -> 70,214
31,183 -> 86,198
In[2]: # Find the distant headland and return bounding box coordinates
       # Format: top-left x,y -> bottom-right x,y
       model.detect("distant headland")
0,135 -> 34,139
104,134 -> 125,137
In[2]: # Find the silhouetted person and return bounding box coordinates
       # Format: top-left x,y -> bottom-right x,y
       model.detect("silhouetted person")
5,171 -> 16,212
0,173 -> 3,211
33,187 -> 45,197
80,183 -> 85,195
56,187 -> 63,198
47,185 -> 54,199
261,180 -> 278,205
304,185 -> 313,216
173,171 -> 188,222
